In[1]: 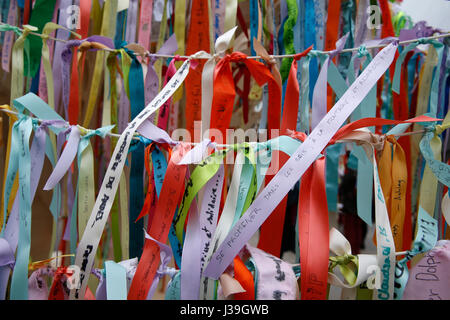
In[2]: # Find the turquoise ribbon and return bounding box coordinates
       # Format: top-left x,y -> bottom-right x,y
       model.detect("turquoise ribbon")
298,56 -> 311,133
304,0 -> 317,101
9,115 -> 32,300
124,46 -> 146,259
419,127 -> 450,188
0,24 -> 22,36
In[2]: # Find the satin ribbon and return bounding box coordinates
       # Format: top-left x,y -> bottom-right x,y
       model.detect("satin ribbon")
9,115 -> 32,300
203,43 -> 398,280
210,51 -> 281,139
258,46 -> 311,257
41,23 -> 80,111
1,1 -> 19,72
138,0 -> 153,51
279,0 -> 297,81
0,115 -> 66,300
157,55 -> 184,130
185,0 -> 212,138
24,0 -> 58,78
143,230 -> 175,300
123,44 -> 146,260
10,25 -> 35,106
297,154 -> 329,300
201,26 -> 237,137
43,124 -> 114,261
377,135 -> 408,252
247,244 -> 298,300
61,39 -> 84,122
128,143 -> 191,300
82,0 -> 117,127
233,255 -> 255,300
335,130 -> 396,300
394,206 -> 438,300
328,227 -> 378,300
311,33 -> 349,130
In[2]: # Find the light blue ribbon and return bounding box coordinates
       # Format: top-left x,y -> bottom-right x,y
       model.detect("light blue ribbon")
9,115 -> 32,300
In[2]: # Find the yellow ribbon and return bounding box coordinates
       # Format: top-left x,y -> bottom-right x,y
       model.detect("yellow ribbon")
0,104 -> 17,233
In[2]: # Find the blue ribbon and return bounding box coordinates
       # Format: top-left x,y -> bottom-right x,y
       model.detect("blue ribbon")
124,46 -> 146,259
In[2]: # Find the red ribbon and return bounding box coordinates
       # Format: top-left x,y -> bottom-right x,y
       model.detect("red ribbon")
209,52 -> 281,140
128,143 -> 191,300
258,46 -> 312,257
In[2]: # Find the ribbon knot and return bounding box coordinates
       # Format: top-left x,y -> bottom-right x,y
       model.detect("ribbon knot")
417,37 -> 429,45
307,49 -> 324,59
435,123 -> 450,136
294,45 -> 314,61
328,228 -> 360,287
0,24 -> 22,36
78,124 -> 115,140
227,51 -> 249,63
329,253 -> 355,267
357,45 -> 369,58
34,119 -> 67,131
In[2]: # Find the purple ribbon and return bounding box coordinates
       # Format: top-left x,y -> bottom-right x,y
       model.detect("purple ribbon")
144,230 -> 175,300
44,126 -> 80,191
61,36 -> 115,121
311,33 -> 349,130
0,119 -> 64,299
61,40 -> 84,120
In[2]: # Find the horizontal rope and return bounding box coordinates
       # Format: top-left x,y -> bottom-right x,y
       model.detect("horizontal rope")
0,21 -> 449,60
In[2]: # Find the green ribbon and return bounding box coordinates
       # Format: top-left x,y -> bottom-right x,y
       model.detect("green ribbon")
24,0 -> 58,77
328,253 -> 359,286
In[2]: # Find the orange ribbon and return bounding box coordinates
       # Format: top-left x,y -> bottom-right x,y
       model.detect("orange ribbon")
128,143 -> 191,300
377,135 -> 408,253
185,0 -> 211,139
233,255 -> 255,300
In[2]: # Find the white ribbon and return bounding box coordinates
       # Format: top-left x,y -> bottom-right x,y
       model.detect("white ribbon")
328,227 -> 377,300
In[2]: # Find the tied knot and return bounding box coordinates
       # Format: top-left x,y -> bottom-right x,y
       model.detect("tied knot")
172,54 -> 185,62
189,50 -> 211,60
288,129 -> 308,142
357,45 -> 369,58
78,124 -> 115,140
328,253 -> 358,286
223,51 -> 248,64
79,41 -> 109,52
329,253 -> 354,268
147,53 -> 157,64
369,132 -> 385,152
32,119 -> 67,131
0,24 -> 22,36
385,134 -> 399,146
417,37 -> 429,45
22,24 -> 38,34
307,49 -> 324,59
435,123 -> 450,136
293,45 -> 314,61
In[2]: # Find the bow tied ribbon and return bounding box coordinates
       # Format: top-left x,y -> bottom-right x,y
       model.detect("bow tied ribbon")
210,50 -> 281,139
